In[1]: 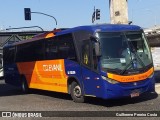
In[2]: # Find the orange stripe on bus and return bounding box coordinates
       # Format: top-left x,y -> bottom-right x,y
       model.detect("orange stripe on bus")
45,33 -> 55,38
107,67 -> 154,82
29,83 -> 67,93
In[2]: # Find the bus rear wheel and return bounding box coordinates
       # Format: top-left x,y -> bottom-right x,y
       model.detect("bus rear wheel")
21,76 -> 29,94
70,81 -> 85,103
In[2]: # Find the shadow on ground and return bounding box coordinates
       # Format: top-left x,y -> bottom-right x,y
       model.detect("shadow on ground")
0,79 -> 158,107
0,80 -> 23,97
0,79 -> 72,100
85,92 -> 158,107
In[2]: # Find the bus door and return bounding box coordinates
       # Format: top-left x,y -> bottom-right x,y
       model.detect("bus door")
81,40 -> 100,96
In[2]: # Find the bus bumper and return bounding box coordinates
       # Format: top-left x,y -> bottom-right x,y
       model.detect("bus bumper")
101,77 -> 155,99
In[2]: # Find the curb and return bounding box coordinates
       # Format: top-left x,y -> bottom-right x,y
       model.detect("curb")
155,84 -> 160,94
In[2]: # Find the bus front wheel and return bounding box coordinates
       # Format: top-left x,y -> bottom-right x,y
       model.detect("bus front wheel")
21,76 -> 29,94
70,81 -> 85,103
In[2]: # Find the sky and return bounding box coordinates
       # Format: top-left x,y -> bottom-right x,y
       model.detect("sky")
0,0 -> 160,31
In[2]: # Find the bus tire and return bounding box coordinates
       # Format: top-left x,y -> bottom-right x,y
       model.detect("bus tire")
70,81 -> 85,103
21,76 -> 29,94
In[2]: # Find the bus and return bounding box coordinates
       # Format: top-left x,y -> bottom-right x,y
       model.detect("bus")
3,24 -> 155,102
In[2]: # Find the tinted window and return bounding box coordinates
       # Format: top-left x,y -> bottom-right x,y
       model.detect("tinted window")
45,34 -> 77,61
81,40 -> 91,67
3,47 -> 15,64
16,40 -> 44,62
45,37 -> 58,60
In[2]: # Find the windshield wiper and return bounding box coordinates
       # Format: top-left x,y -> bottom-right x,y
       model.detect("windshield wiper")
132,51 -> 145,67
128,41 -> 146,68
124,33 -> 146,69
119,33 -> 146,75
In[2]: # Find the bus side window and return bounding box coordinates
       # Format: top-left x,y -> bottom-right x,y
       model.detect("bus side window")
4,47 -> 15,64
45,34 -> 77,62
16,40 -> 44,62
45,38 -> 58,60
82,40 -> 91,67
58,34 -> 77,61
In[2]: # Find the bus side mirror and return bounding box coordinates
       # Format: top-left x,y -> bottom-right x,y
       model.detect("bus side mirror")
90,36 -> 101,57
95,42 -> 101,57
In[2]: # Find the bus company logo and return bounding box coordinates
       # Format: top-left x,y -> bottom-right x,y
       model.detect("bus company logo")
43,64 -> 63,72
121,77 -> 135,82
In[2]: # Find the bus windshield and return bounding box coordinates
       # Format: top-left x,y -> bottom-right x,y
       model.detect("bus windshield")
98,31 -> 152,75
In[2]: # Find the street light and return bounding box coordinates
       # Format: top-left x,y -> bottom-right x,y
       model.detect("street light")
24,8 -> 58,28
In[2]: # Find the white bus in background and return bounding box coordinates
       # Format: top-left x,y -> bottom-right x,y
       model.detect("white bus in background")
151,47 -> 160,71
0,53 -> 3,78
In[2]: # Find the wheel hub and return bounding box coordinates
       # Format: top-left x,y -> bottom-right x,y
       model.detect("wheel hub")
74,86 -> 81,98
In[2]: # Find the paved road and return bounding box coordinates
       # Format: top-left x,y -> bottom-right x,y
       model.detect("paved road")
0,80 -> 159,120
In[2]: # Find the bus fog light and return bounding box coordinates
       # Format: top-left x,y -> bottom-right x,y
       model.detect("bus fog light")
148,73 -> 154,78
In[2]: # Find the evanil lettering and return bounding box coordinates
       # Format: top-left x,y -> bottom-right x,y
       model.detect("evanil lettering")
43,64 -> 63,71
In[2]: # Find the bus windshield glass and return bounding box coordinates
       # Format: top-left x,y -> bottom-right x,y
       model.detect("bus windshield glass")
98,31 -> 152,74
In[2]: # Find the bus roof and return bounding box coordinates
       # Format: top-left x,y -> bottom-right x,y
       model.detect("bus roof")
56,24 -> 142,36
4,24 -> 142,47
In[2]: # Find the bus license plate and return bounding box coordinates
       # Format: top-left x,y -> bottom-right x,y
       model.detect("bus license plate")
131,92 -> 140,98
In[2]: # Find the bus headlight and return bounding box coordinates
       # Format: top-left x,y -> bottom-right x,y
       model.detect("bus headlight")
148,73 -> 154,79
101,76 -> 119,84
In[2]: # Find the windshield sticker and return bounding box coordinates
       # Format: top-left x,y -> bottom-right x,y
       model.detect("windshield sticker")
120,58 -> 126,63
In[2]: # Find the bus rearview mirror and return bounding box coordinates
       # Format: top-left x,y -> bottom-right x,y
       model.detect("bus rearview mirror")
95,42 -> 101,57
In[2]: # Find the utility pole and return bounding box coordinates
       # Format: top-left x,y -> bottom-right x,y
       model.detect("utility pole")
109,0 -> 129,24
